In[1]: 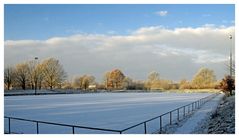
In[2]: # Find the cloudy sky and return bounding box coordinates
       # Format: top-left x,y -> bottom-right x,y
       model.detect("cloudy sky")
4,4 -> 235,82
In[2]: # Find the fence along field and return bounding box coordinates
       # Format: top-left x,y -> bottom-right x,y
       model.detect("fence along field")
4,92 -> 217,134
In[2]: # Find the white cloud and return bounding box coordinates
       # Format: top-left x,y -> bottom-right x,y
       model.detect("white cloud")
203,24 -> 216,28
4,25 -> 235,81
133,26 -> 165,34
155,11 -> 168,16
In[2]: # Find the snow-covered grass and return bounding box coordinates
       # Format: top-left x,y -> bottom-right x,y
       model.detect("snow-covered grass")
4,92 -> 214,134
166,89 -> 221,93
174,93 -> 224,133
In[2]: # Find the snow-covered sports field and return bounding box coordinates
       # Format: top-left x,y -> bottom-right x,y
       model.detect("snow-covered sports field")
4,92 -> 213,134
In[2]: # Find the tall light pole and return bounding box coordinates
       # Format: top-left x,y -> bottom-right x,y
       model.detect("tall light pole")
229,35 -> 233,77
34,57 -> 38,95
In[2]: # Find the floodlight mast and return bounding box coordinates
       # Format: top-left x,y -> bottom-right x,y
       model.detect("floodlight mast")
229,35 -> 232,77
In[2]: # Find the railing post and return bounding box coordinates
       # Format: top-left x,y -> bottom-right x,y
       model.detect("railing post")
188,105 -> 190,114
72,126 -> 75,134
183,106 -> 185,117
192,103 -> 193,111
8,118 -> 11,134
177,108 -> 179,121
144,122 -> 147,134
160,116 -> 162,133
170,111 -> 172,125
36,122 -> 39,134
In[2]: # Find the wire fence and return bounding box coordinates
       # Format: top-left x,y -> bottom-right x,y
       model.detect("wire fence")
120,93 -> 218,134
4,116 -> 121,134
4,93 -> 218,134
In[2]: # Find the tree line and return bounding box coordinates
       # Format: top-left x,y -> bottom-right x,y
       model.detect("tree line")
62,69 -> 145,91
4,58 -> 235,95
4,58 -> 66,90
61,68 -> 220,91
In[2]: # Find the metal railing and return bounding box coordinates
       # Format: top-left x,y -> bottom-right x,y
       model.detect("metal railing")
119,93 -> 218,134
5,93 -> 218,134
4,116 -> 121,134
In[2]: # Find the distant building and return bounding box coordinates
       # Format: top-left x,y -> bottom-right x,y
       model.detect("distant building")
88,84 -> 97,91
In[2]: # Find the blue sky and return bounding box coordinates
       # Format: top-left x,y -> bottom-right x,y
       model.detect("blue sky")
5,4 -> 235,40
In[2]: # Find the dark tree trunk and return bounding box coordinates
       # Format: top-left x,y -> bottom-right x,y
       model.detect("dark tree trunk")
7,83 -> 10,90
39,81 -> 42,90
22,83 -> 26,90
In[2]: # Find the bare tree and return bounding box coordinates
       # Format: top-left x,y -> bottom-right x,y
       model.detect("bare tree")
103,71 -> 111,89
179,79 -> 191,89
82,75 -> 95,90
27,59 -> 47,91
159,79 -> 172,90
148,71 -> 160,82
219,75 -> 235,96
105,69 -> 125,90
192,68 -> 216,89
73,75 -> 95,90
36,63 -> 44,90
15,62 -> 29,90
122,77 -> 133,90
41,58 -> 67,90
27,60 -> 37,89
62,80 -> 73,89
73,76 -> 83,89
145,71 -> 160,90
4,67 -> 15,90
134,80 -> 145,90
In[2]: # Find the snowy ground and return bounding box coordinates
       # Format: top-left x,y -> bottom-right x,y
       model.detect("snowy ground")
193,95 -> 234,134
4,92 -> 214,134
174,93 -> 224,133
